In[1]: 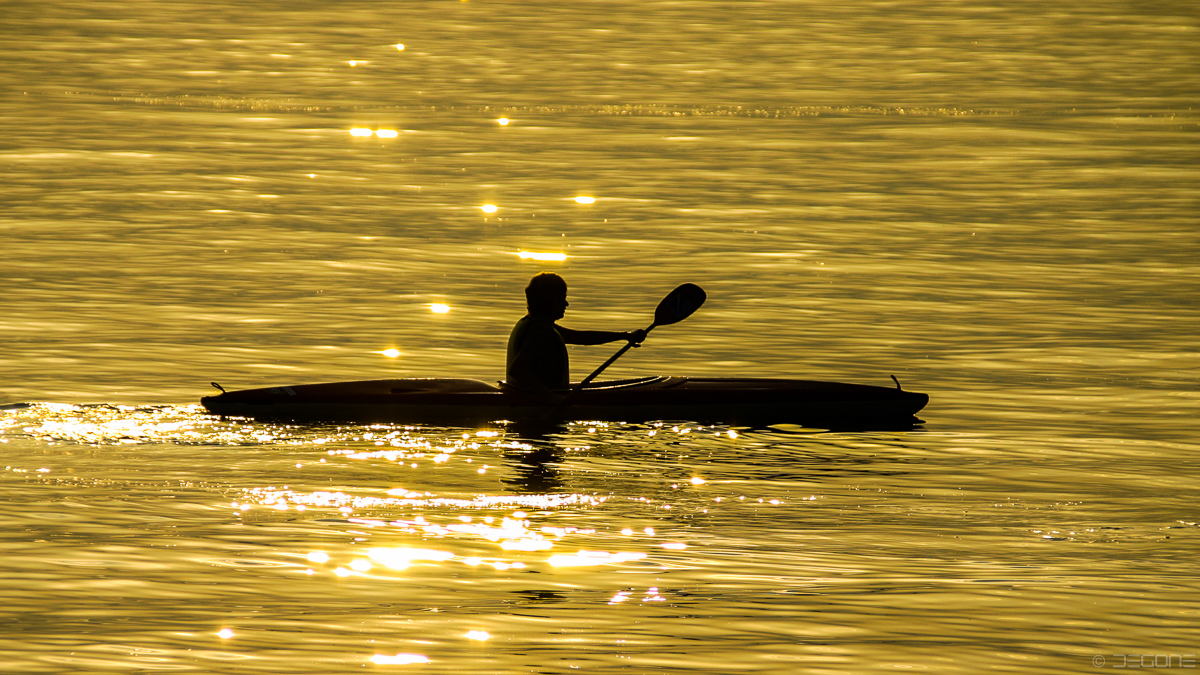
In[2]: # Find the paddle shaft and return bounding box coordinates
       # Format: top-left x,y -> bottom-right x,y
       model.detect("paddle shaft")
574,321 -> 657,393
542,282 -> 704,416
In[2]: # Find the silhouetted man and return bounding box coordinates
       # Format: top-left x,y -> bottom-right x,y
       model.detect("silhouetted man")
506,273 -> 646,397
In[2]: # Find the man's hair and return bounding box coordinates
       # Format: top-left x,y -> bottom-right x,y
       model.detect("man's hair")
525,272 -> 567,313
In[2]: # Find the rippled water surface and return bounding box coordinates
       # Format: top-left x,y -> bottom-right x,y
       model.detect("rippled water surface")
2,0 -> 1198,672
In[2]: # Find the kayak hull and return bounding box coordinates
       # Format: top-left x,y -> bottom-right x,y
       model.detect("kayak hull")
200,376 -> 928,428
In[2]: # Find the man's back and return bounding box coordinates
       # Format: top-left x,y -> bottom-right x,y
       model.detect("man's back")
506,314 -> 569,391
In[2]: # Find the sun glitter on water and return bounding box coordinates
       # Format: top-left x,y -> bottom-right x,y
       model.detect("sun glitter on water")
370,654 -> 429,665
348,127 -> 398,138
516,251 -> 567,262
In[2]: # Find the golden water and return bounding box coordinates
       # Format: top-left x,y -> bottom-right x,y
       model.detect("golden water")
1,1 -> 1198,672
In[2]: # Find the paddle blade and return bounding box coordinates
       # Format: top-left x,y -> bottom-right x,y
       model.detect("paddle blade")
653,283 -> 707,326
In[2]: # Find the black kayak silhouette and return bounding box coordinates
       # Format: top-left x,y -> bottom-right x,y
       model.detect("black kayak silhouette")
201,374 -> 928,429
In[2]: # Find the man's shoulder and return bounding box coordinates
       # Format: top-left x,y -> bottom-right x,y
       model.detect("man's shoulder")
510,315 -> 560,341
513,314 -> 552,328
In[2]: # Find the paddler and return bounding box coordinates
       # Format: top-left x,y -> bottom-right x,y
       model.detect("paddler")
506,273 -> 646,398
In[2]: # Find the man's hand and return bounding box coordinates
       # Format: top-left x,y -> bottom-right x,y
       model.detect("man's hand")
626,329 -> 648,345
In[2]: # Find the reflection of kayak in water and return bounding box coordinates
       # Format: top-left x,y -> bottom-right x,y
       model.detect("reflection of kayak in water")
200,375 -> 929,427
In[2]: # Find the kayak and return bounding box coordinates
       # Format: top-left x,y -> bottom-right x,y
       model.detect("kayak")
200,375 -> 928,428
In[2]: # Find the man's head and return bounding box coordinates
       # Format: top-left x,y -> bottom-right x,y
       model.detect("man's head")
525,272 -> 569,318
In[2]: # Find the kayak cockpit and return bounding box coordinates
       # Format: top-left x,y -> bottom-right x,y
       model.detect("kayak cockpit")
498,375 -> 677,394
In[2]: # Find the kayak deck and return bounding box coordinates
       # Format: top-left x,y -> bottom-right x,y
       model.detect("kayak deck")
201,375 -> 928,428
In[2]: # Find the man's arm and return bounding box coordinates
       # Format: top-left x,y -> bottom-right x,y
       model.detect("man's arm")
558,326 -> 647,345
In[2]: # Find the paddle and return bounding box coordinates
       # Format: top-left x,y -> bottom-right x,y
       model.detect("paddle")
573,282 -> 707,393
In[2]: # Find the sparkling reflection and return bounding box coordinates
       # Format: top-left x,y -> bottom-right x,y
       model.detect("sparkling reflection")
516,251 -> 567,262
548,551 -> 647,567
10,403 -> 299,446
367,547 -> 454,569
370,654 -> 428,665
240,486 -> 606,515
